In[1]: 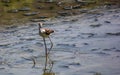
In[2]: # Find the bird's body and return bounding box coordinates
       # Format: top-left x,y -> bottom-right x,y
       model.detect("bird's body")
39,23 -> 54,38
38,22 -> 54,56
39,28 -> 54,38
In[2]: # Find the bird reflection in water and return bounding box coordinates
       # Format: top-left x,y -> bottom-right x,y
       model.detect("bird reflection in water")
31,50 -> 55,75
42,54 -> 55,75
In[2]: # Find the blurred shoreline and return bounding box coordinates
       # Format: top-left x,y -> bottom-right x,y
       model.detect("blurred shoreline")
0,0 -> 119,25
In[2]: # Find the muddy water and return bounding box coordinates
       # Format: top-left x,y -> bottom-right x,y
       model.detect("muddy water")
0,8 -> 120,75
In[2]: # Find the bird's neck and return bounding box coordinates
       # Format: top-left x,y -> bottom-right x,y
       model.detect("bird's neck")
39,24 -> 42,28
39,24 -> 42,35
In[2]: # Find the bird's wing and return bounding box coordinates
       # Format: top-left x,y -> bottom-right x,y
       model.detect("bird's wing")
45,28 -> 54,35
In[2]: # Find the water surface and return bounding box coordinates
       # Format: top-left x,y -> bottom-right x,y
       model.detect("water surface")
0,8 -> 120,75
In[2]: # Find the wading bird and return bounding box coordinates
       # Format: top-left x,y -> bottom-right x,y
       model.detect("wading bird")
32,22 -> 54,68
38,22 -> 54,56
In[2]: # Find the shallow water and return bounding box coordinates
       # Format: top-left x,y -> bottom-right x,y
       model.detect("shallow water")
0,8 -> 120,75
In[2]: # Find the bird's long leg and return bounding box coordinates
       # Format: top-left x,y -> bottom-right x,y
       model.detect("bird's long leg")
44,56 -> 48,72
49,60 -> 54,72
43,37 -> 48,70
48,36 -> 53,55
43,37 -> 48,56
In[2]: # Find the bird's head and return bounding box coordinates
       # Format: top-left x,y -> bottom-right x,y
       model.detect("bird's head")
38,22 -> 43,28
